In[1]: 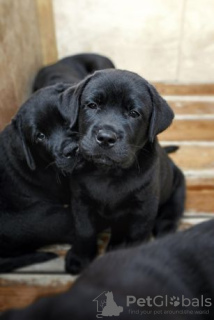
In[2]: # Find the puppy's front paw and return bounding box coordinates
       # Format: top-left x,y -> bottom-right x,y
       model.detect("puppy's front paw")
65,250 -> 89,275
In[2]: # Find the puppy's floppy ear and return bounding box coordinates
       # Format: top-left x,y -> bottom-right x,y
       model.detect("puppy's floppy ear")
147,82 -> 174,142
61,75 -> 93,129
12,115 -> 36,171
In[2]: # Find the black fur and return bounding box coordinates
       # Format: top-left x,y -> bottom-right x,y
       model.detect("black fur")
0,84 -> 78,271
33,53 -> 115,92
0,53 -> 115,272
2,220 -> 214,319
62,69 -> 186,274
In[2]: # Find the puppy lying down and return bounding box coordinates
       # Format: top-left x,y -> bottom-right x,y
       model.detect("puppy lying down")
63,69 -> 186,274
33,53 -> 115,91
2,220 -> 214,319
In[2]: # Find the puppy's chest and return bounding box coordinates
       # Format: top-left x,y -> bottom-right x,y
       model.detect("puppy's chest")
82,173 -> 144,208
89,178 -> 122,205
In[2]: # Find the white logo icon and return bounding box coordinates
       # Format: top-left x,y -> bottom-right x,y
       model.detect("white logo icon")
170,296 -> 180,307
93,291 -> 123,318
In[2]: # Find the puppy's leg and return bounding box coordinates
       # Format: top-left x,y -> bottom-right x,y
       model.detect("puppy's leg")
0,204 -> 74,272
106,216 -> 130,251
153,168 -> 185,237
65,194 -> 97,275
0,204 -> 74,255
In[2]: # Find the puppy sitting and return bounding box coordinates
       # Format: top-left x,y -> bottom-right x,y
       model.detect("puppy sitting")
2,220 -> 214,319
0,84 -> 78,271
64,69 -> 186,274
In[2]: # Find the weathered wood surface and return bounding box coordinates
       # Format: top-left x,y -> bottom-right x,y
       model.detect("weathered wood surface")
160,118 -> 214,141
0,0 -> 57,131
154,83 -> 214,95
167,99 -> 214,115
35,0 -> 58,66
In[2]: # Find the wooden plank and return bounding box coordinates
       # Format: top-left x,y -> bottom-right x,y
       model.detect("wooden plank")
165,145 -> 214,170
186,176 -> 214,188
185,176 -> 214,214
160,119 -> 214,141
0,0 -> 43,130
35,0 -> 58,65
0,46 -> 18,129
168,100 -> 214,115
0,275 -> 73,311
186,189 -> 214,213
153,83 -> 214,95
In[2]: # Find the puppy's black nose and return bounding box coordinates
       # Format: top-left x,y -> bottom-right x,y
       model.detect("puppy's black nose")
96,130 -> 117,148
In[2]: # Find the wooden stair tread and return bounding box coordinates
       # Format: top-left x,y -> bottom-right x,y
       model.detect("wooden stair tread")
161,143 -> 214,170
167,100 -> 214,115
160,118 -> 214,141
153,83 -> 214,95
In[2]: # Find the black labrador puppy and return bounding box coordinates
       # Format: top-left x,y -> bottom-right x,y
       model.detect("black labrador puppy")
33,53 -> 115,91
0,84 -> 78,272
0,53 -> 114,272
2,220 -> 214,319
64,69 -> 185,274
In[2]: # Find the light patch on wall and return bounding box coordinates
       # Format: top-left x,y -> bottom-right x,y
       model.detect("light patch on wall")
53,0 -> 214,83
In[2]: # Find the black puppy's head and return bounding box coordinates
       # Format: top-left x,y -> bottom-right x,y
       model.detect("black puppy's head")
70,69 -> 174,168
12,84 -> 79,172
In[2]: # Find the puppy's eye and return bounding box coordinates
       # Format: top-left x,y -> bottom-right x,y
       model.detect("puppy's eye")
86,102 -> 98,109
36,132 -> 46,141
129,110 -> 141,118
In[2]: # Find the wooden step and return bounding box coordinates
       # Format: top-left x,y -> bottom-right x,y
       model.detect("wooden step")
162,143 -> 214,214
160,117 -> 214,141
153,83 -> 214,95
0,274 -> 73,311
186,175 -> 214,214
166,98 -> 214,115
161,142 -> 214,170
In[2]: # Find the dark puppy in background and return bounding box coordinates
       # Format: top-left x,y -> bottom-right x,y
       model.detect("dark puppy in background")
0,53 -> 114,272
2,220 -> 214,320
33,53 -> 115,91
64,69 -> 185,274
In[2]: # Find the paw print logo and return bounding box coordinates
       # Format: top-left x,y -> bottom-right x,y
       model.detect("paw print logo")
170,296 -> 180,307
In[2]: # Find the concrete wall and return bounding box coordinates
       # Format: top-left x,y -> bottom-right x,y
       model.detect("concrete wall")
53,0 -> 214,83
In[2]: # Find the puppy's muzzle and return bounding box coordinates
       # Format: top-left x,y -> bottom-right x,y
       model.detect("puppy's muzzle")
96,129 -> 117,149
62,145 -> 79,159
